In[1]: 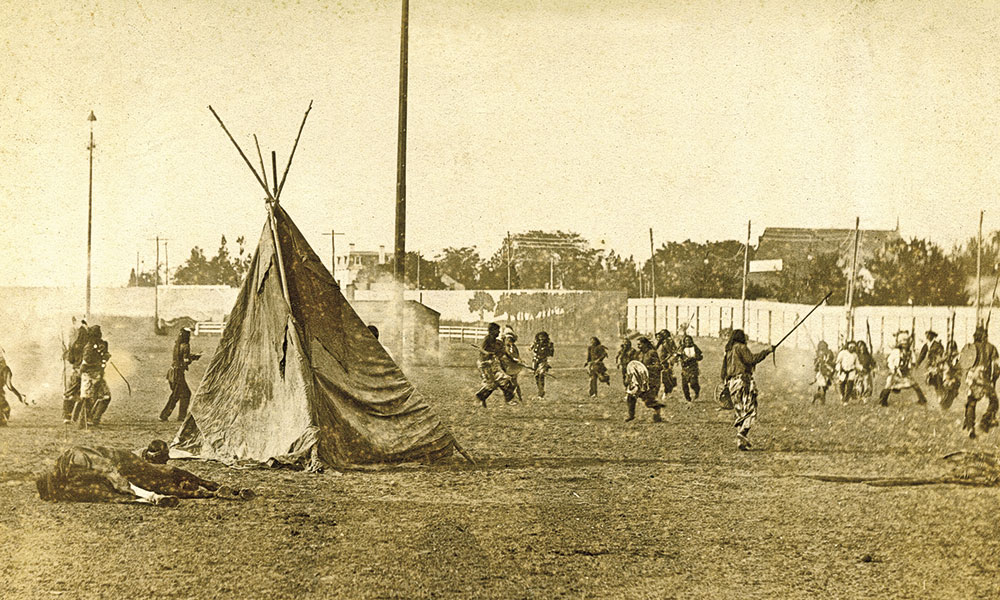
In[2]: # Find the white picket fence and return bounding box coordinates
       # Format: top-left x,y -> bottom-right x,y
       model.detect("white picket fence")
438,325 -> 488,342
628,297 -> 999,353
193,321 -> 226,336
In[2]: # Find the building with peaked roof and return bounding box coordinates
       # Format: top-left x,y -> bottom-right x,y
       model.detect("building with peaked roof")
754,225 -> 902,265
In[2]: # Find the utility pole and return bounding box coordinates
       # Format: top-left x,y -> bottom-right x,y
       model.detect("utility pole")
977,210 -> 984,323
506,231 -> 512,290
416,251 -> 421,290
741,220 -> 750,330
164,240 -> 169,286
86,111 -> 96,319
549,256 -> 555,290
390,0 -> 409,358
649,228 -> 656,333
148,237 -> 169,329
846,217 -> 861,340
394,0 -> 408,284
154,236 -> 160,326
322,230 -> 345,281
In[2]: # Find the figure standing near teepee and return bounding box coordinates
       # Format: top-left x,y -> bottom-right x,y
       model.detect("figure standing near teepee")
160,327 -> 200,422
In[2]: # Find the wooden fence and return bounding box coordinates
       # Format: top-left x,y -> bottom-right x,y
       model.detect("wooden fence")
628,297 -> 999,352
438,325 -> 489,342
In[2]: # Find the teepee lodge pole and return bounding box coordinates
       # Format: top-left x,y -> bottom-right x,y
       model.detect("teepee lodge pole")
254,134 -> 269,191
276,101 -> 313,201
268,205 -> 291,304
208,105 -> 273,201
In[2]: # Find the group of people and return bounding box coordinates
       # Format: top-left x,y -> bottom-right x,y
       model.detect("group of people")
474,323 -> 555,407
473,324 -> 708,424
813,325 -> 999,439
613,330 -> 704,423
812,339 -> 878,404
62,319 -> 113,427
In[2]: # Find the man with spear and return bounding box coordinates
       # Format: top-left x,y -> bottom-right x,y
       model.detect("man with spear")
724,292 -> 830,450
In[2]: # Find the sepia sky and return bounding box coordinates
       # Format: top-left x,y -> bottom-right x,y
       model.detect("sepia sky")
2,0 -> 1000,287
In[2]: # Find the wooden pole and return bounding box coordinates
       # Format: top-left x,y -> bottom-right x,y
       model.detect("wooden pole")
741,220 -> 750,330
154,236 -> 159,326
275,101 -> 313,201
271,151 -> 278,199
207,105 -> 272,201
506,231 -> 512,290
86,112 -> 96,320
549,256 -> 554,290
322,230 -> 345,280
394,0 -> 409,285
649,228 -> 656,333
164,240 -> 169,286
253,134 -> 269,191
268,206 -> 291,304
977,210 -> 984,323
846,217 -> 860,339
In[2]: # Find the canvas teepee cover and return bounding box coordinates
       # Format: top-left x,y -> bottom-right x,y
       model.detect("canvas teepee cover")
173,204 -> 458,468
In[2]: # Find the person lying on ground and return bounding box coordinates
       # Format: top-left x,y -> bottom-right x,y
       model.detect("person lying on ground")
35,440 -> 254,506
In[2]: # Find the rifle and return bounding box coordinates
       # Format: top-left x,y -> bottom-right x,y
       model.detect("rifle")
772,291 -> 833,359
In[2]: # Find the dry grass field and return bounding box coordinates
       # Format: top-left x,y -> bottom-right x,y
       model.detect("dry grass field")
1,324 -> 998,599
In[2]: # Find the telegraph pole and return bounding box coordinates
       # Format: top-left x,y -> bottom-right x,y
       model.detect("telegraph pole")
86,111 -> 96,319
322,230 -> 345,281
394,0 -> 408,283
164,240 -> 169,286
506,231 -> 512,290
649,228 -> 656,333
148,237 -> 169,329
741,220 -> 750,330
154,236 -> 160,325
393,0 -> 409,357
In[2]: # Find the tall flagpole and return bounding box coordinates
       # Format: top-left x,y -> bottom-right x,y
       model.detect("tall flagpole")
86,111 -> 96,319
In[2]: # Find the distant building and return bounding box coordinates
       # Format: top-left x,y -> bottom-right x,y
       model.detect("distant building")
755,226 -> 901,264
335,243 -> 388,288
752,225 -> 902,287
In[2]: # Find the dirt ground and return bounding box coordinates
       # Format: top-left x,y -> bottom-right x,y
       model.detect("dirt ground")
1,327 -> 999,599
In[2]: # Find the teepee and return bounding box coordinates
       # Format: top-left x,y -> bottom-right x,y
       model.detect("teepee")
173,105 -> 463,469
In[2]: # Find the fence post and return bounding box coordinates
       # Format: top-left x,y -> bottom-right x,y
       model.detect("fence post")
695,306 -> 701,337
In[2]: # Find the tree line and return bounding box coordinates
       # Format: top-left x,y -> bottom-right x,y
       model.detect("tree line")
127,229 -> 1000,307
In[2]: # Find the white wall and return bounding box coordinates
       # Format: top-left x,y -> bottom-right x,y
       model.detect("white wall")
353,288 -> 588,323
0,285 -> 238,322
